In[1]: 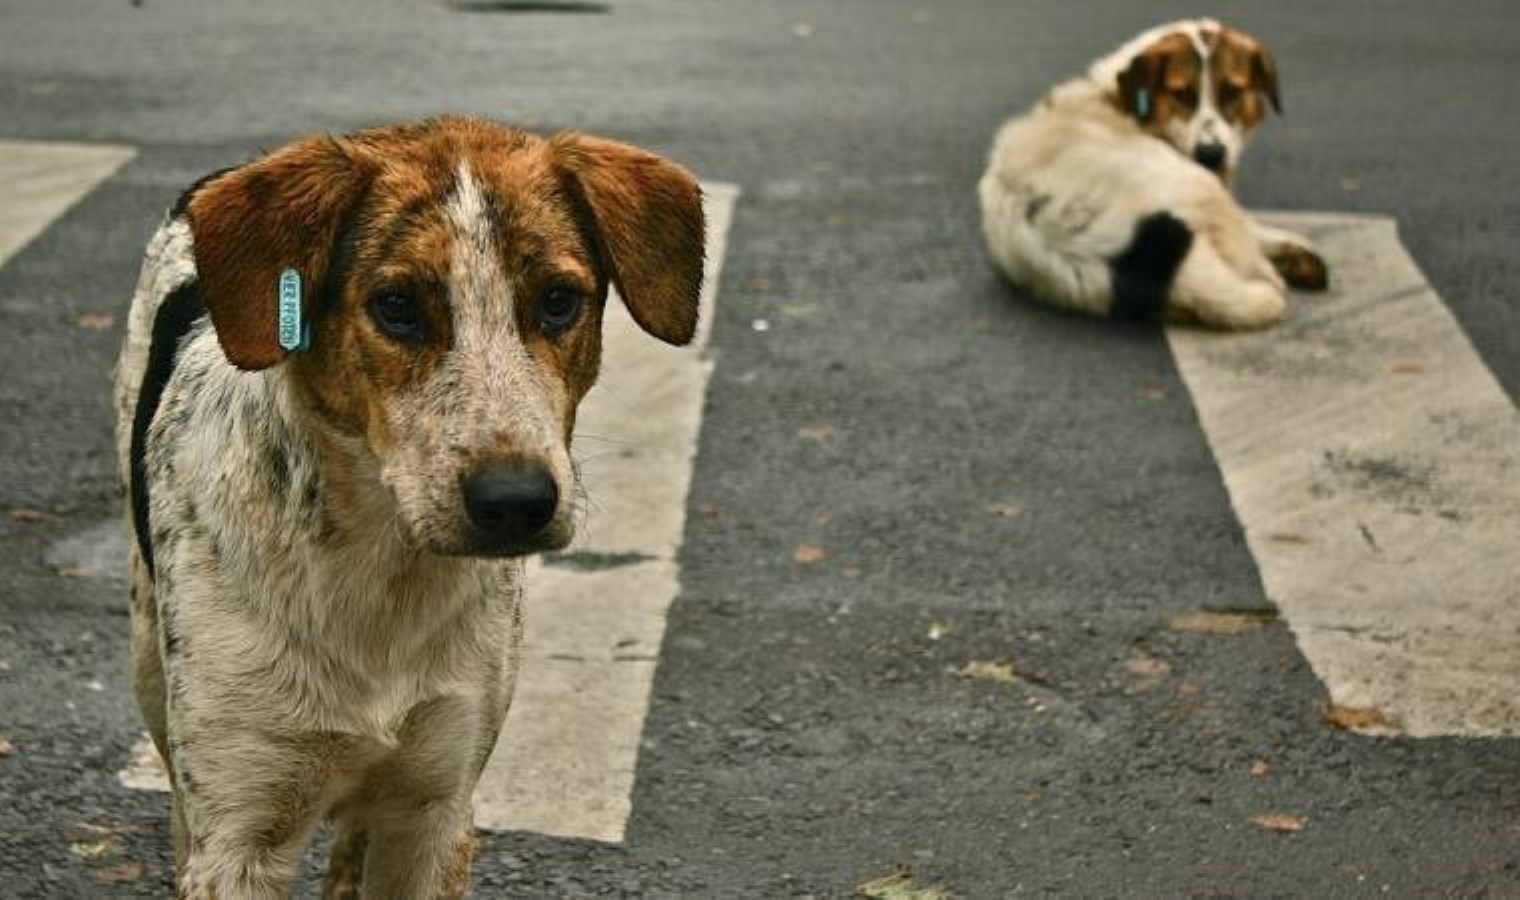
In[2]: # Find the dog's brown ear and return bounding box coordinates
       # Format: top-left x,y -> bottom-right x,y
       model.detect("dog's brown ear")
1219,27 -> 1282,115
551,133 -> 706,346
1117,50 -> 1162,121
1250,43 -> 1282,114
186,136 -> 373,370
1118,32 -> 1200,122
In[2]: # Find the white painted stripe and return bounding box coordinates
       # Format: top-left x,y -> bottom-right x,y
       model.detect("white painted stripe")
473,183 -> 740,841
0,140 -> 135,266
1169,212 -> 1520,737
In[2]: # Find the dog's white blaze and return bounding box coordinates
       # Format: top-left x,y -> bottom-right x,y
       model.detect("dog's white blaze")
0,139 -> 134,265
471,183 -> 740,842
1169,211 -> 1520,737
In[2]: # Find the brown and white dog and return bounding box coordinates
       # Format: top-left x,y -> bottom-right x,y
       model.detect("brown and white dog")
978,19 -> 1328,329
113,116 -> 704,897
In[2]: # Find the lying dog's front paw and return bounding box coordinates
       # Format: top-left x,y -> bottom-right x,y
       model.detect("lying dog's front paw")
1270,244 -> 1329,291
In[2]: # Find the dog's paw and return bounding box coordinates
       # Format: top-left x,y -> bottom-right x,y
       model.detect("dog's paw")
1270,244 -> 1329,292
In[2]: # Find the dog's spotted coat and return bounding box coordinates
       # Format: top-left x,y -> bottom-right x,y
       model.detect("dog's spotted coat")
114,116 -> 705,897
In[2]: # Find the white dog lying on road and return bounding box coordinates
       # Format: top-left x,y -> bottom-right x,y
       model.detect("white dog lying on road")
979,18 -> 1328,329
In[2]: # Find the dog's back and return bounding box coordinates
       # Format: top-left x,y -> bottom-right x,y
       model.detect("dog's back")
978,19 -> 1307,329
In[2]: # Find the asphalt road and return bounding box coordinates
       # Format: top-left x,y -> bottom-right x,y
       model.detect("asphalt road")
1,0 -> 1518,896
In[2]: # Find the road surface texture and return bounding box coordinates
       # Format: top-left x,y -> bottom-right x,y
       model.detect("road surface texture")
0,0 -> 1517,896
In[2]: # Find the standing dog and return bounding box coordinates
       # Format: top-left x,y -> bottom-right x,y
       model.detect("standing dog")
114,116 -> 705,897
978,19 -> 1328,329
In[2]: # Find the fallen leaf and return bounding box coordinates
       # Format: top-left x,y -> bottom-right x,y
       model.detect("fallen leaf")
1390,360 -> 1425,375
748,276 -> 770,291
842,566 -> 863,578
793,544 -> 827,564
958,660 -> 1019,683
1249,759 -> 1270,778
1124,652 -> 1171,692
1340,177 -> 1361,192
798,424 -> 835,443
8,508 -> 51,523
1267,532 -> 1310,545
76,311 -> 116,331
855,866 -> 951,899
1250,813 -> 1305,833
0,737 -> 14,757
1135,385 -> 1167,401
1323,704 -> 1395,732
793,22 -> 814,37
780,302 -> 822,320
70,838 -> 120,860
1169,610 -> 1276,636
95,863 -> 145,883
984,503 -> 1022,519
926,622 -> 952,641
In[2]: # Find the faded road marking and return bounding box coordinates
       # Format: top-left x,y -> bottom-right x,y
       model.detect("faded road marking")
473,183 -> 740,841
0,140 -> 135,266
1170,212 -> 1520,737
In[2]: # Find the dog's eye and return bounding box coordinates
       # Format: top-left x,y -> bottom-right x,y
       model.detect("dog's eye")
370,293 -> 427,344
538,285 -> 584,336
1176,88 -> 1199,109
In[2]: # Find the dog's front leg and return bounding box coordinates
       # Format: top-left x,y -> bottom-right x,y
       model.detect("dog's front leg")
170,726 -> 343,899
341,697 -> 488,900
1250,219 -> 1329,290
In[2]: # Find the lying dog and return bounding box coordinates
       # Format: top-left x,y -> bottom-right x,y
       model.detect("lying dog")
978,18 -> 1327,329
113,116 -> 704,897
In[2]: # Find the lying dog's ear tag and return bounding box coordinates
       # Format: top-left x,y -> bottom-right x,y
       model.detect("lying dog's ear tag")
1135,89 -> 1152,120
277,268 -> 310,352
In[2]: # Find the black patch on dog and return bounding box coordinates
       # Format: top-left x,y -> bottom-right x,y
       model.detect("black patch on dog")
130,281 -> 207,580
1109,212 -> 1193,321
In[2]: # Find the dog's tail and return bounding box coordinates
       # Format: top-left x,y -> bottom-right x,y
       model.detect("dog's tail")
1107,211 -> 1193,321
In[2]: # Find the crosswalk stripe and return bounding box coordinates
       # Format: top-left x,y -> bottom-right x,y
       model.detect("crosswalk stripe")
473,183 -> 740,841
0,140 -> 134,266
1169,212 -> 1520,737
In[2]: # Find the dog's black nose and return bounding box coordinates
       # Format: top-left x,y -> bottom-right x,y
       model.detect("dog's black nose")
1193,143 -> 1228,173
462,462 -> 558,547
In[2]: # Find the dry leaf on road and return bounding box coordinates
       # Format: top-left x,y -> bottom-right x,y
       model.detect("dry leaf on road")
856,866 -> 951,899
1169,610 -> 1275,636
0,737 -> 14,757
958,660 -> 1019,683
95,863 -> 145,883
76,311 -> 116,331
1250,813 -> 1305,833
1323,704 -> 1395,732
793,544 -> 827,564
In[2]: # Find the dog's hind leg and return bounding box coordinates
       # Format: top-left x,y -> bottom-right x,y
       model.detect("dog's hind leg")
1170,235 -> 1286,330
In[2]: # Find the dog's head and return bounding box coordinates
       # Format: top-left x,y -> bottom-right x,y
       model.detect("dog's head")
1102,19 -> 1281,182
183,116 -> 704,558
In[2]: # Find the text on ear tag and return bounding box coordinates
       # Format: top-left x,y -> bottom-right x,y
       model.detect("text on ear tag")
277,268 -> 310,352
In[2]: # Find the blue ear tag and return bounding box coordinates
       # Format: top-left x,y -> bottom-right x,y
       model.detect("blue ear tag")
1135,89 -> 1152,119
277,268 -> 310,352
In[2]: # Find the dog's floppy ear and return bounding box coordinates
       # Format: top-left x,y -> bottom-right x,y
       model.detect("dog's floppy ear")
551,133 -> 706,346
1219,27 -> 1282,115
186,136 -> 374,370
1249,43 -> 1282,114
1117,50 -> 1165,121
